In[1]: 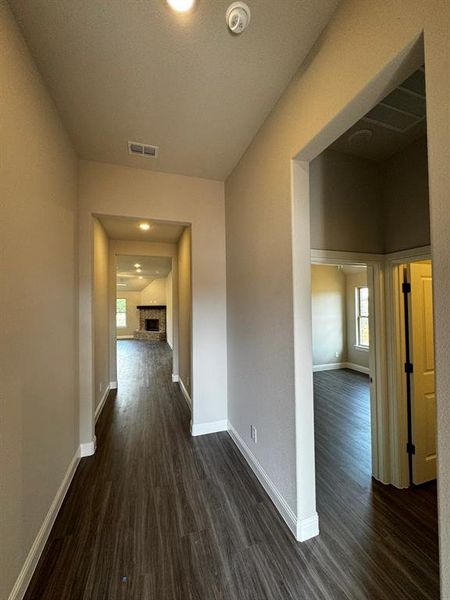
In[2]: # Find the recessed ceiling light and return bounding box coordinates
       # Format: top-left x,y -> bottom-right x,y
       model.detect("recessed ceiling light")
139,223 -> 150,231
136,268 -> 142,273
167,0 -> 195,12
138,276 -> 143,280
134,263 -> 141,268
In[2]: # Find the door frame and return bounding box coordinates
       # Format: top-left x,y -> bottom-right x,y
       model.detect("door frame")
311,250 -> 387,482
385,246 -> 432,488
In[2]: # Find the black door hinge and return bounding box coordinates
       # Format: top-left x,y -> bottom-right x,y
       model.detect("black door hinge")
407,442 -> 416,455
404,362 -> 414,373
402,282 -> 411,294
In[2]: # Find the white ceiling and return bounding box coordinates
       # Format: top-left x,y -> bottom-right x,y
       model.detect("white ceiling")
117,255 -> 172,292
9,0 -> 340,180
97,215 -> 185,243
330,68 -> 427,162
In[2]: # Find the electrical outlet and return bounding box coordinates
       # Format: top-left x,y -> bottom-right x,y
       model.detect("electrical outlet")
99,382 -> 103,393
250,425 -> 257,443
335,351 -> 340,358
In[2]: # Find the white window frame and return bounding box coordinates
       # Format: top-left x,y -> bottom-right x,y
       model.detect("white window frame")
355,286 -> 369,350
116,298 -> 127,329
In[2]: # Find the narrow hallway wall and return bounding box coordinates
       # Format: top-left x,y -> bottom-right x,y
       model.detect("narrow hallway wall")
178,228 -> 192,397
1,2 -> 78,597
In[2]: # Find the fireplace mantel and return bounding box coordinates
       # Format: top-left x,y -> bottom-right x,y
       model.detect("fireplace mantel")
137,305 -> 166,310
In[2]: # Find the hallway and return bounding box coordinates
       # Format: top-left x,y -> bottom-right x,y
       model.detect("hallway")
24,344 -> 439,599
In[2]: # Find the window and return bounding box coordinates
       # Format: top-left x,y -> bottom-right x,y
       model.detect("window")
355,286 -> 369,348
116,298 -> 127,328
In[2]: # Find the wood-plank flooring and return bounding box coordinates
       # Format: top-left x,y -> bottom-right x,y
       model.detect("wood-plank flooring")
24,343 -> 439,599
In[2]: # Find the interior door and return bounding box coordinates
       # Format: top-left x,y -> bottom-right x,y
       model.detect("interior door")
409,261 -> 436,484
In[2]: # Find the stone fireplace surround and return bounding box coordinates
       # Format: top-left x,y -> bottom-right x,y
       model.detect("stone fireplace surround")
134,305 -> 167,341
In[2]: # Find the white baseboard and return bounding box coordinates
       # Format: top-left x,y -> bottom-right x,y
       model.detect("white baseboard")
79,437 -> 96,457
172,373 -> 179,383
313,362 -> 370,375
8,448 -> 81,600
345,362 -> 370,375
227,423 -> 319,542
95,384 -> 111,423
191,419 -> 228,436
110,381 -> 118,390
296,513 -> 320,541
313,362 -> 346,372
179,378 -> 192,411
117,335 -> 134,339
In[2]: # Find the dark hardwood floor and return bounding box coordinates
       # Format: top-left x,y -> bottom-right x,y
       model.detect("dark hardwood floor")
24,344 -> 439,599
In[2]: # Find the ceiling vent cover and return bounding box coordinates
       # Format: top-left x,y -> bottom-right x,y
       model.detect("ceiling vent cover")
128,141 -> 159,158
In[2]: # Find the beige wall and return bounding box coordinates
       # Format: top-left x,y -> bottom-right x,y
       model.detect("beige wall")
311,266 -> 347,366
345,271 -> 370,369
310,149 -> 383,253
310,139 -> 430,255
79,164 -> 227,437
116,290 -> 141,337
225,0 -> 449,585
141,278 -> 167,305
166,270 -> 174,348
178,228 -> 192,396
0,2 -> 78,598
382,135 -> 430,253
93,219 -> 110,409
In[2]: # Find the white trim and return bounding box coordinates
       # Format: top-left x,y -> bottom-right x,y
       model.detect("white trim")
311,249 -> 383,264
95,384 -> 111,423
313,246 -> 432,265
110,381 -> 118,390
80,437 -> 96,457
385,263 -> 409,488
228,423 -> 319,542
313,362 -> 346,372
296,513 -> 320,542
117,335 -> 134,339
346,362 -> 370,375
313,361 -> 370,375
8,449 -> 80,600
191,419 -> 228,436
385,245 -> 431,263
354,344 -> 369,352
172,373 -> 179,383
178,378 -> 192,410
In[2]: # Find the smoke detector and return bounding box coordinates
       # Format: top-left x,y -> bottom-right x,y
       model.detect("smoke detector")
226,2 -> 251,34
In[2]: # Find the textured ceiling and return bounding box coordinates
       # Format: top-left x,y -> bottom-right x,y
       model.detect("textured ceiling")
97,215 -> 185,243
9,0 -> 340,180
330,68 -> 427,162
117,255 -> 172,292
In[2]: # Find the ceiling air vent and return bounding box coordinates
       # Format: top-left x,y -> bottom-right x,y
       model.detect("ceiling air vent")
128,141 -> 159,159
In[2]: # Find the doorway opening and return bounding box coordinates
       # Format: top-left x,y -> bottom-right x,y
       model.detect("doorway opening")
291,58 -> 439,592
91,214 -> 193,438
310,261 -> 377,482
395,258 -> 436,488
115,254 -> 172,346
